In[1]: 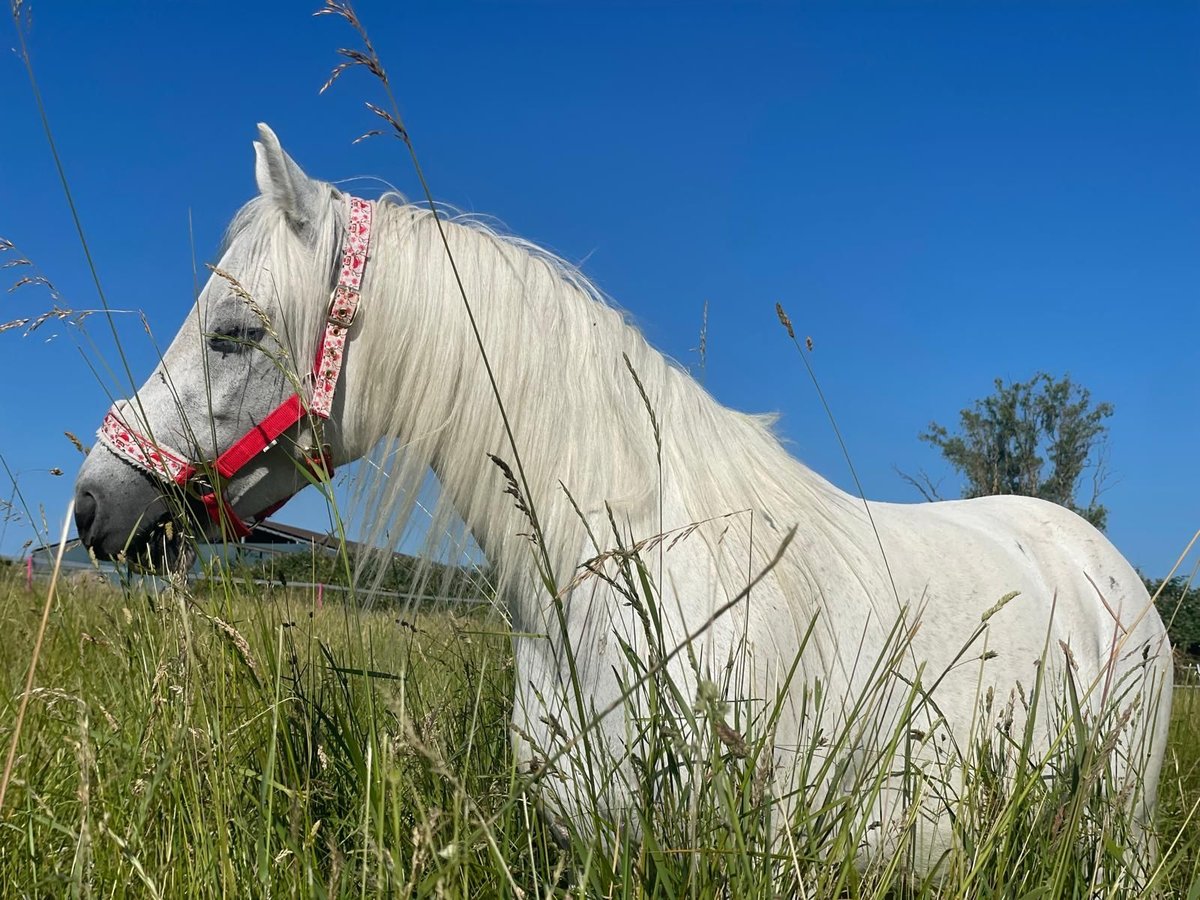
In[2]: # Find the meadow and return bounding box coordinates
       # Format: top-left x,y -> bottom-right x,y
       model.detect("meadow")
1,567 -> 1196,898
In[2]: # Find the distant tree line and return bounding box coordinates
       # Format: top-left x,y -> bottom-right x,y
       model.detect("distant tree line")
1148,575 -> 1200,669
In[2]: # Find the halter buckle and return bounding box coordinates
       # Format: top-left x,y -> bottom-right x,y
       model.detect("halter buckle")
327,285 -> 359,328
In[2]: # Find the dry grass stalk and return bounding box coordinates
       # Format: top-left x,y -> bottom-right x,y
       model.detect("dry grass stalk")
775,302 -> 795,339
1,237 -> 99,336
0,498 -> 76,817
712,717 -> 749,760
557,509 -> 749,599
487,453 -> 535,532
208,614 -> 262,683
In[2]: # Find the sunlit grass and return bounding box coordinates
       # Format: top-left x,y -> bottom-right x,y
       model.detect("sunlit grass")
0,567 -> 1195,898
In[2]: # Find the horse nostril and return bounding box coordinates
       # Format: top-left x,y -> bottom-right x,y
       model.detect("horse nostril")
75,490 -> 98,545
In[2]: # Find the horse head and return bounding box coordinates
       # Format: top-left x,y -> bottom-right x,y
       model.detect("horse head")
73,125 -> 362,560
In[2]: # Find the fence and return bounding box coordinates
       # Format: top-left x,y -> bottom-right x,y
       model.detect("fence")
18,556 -> 488,609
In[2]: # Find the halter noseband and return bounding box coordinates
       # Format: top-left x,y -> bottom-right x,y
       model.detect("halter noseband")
96,195 -> 373,540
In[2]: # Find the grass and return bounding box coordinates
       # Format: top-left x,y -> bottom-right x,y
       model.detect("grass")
0,567 -> 1196,898
0,570 -> 524,898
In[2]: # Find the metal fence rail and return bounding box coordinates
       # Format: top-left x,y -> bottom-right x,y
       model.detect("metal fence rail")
20,559 -> 489,608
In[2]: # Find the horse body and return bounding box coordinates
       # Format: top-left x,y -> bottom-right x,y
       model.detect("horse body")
73,125 -> 1172,875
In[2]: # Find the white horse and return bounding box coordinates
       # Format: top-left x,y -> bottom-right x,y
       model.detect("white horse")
73,125 -> 1172,877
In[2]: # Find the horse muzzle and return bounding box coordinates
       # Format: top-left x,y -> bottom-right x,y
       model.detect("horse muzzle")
73,444 -> 176,560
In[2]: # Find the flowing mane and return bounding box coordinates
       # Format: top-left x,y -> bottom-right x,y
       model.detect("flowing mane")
263,191 -> 884,657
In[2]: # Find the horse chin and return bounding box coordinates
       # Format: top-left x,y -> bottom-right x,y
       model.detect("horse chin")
84,513 -> 187,571
125,519 -> 196,575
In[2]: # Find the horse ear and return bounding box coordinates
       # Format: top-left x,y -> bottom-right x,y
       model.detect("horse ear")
253,123 -> 323,230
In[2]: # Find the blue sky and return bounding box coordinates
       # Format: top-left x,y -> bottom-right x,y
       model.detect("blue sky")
1,3 -> 1196,577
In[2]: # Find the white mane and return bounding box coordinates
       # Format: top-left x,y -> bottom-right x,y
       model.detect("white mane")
233,190 -> 886,660
221,183 -> 884,638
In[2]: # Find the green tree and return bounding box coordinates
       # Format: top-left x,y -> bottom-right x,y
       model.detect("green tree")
906,373 -> 1113,530
1147,575 -> 1200,666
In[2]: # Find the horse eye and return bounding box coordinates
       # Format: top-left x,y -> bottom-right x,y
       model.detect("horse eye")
206,323 -> 267,354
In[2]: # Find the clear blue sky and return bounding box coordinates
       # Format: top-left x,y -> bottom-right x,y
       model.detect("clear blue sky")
1,3 -> 1196,577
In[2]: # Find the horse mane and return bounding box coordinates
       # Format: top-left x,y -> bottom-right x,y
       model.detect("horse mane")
231,184 -> 884,646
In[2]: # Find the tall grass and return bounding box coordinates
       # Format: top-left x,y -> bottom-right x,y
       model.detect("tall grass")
0,570 -> 524,897
0,563 -> 1195,898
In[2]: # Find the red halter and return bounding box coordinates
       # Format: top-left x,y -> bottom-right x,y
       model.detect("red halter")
96,195 -> 373,539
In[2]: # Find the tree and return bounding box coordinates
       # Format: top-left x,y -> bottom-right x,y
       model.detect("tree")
1147,575 -> 1200,667
905,373 -> 1113,530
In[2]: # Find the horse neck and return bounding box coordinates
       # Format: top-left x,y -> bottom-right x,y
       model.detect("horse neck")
346,201 -> 864,635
